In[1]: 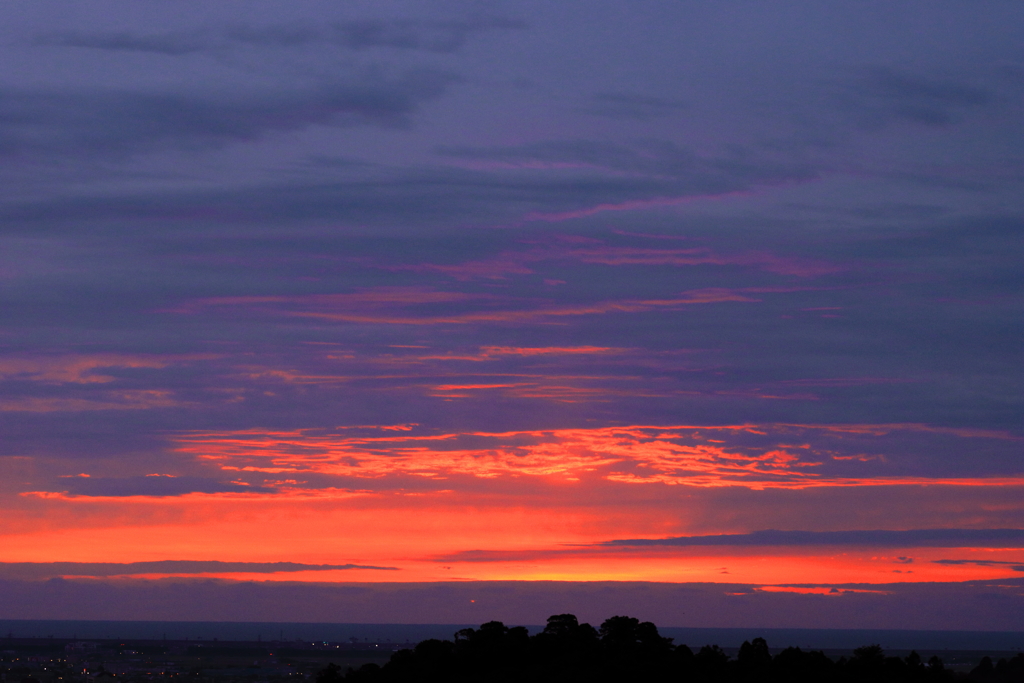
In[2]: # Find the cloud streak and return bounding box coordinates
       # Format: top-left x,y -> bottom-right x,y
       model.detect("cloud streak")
35,18 -> 526,56
934,559 -> 1024,571
0,391 -> 180,413
0,75 -> 455,160
836,67 -> 995,128
0,354 -> 206,384
604,528 -> 1024,548
0,560 -> 397,580
176,287 -> 759,327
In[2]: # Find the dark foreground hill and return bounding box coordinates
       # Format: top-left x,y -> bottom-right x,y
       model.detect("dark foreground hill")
318,614 -> 1024,683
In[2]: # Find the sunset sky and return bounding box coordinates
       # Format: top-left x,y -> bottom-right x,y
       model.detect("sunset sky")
1,1 -> 1023,628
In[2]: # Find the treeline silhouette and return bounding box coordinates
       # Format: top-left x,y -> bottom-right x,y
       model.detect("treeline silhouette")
316,614 -> 1024,683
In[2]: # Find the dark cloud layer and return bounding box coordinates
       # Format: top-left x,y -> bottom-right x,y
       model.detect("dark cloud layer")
836,67 -> 995,128
0,578 -> 1021,631
605,529 -> 1024,548
0,170 -> 806,235
581,93 -> 689,120
35,18 -> 525,56
933,559 -> 1024,572
0,76 -> 454,161
0,561 -> 397,580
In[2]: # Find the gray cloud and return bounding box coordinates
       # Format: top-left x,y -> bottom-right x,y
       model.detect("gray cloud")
438,139 -> 758,179
581,92 -> 689,120
0,74 -> 455,160
34,31 -> 207,56
326,17 -> 526,53
604,529 -> 1024,548
0,561 -> 397,580
933,559 -> 1024,571
0,151 -> 817,233
835,67 -> 995,128
35,18 -> 525,56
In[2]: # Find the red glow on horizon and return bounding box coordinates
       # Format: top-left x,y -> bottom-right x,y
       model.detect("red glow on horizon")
3,423 -> 1022,588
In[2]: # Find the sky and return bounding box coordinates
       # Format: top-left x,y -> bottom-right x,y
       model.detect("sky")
1,0 -> 1023,628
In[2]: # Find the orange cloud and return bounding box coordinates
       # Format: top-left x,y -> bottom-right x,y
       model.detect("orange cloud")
0,354 -> 180,384
169,424 -> 1024,491
18,486 -> 374,503
423,377 -> 676,402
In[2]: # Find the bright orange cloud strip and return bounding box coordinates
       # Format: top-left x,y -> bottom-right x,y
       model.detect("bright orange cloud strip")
171,424 -> 1024,490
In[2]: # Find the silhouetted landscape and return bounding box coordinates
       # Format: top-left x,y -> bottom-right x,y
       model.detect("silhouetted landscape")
320,615 -> 1024,683
3,616 -> 1022,683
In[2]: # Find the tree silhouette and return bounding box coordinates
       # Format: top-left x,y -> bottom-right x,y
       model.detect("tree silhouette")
737,637 -> 771,681
315,662 -> 344,683
316,614 -> 965,683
